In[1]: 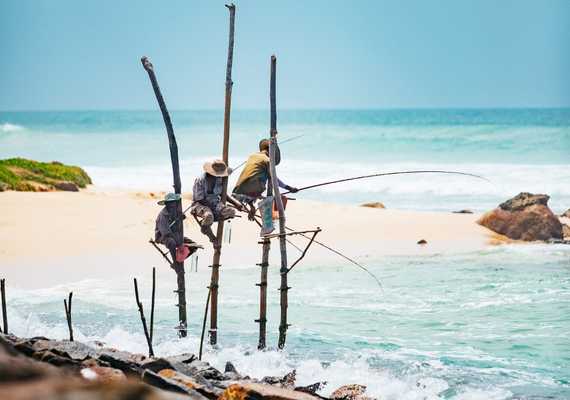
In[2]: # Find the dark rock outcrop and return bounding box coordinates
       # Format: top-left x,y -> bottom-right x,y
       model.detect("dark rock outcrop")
477,192 -> 563,241
54,181 -> 80,192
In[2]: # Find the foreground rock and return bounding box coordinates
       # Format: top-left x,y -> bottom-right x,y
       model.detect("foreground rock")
477,192 -> 563,241
560,209 -> 570,219
0,333 -> 339,400
0,158 -> 91,192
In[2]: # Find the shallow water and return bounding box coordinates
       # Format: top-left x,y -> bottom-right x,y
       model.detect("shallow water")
6,244 -> 570,399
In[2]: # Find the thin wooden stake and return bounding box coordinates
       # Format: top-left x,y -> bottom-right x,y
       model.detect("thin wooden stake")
134,278 -> 154,358
268,55 -> 290,349
150,267 -> 156,343
199,287 -> 211,360
256,238 -> 270,349
141,56 -> 187,337
1,279 -> 7,334
63,292 -> 74,342
209,3 -> 236,346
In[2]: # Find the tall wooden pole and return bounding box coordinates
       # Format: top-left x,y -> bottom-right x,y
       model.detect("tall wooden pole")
268,55 -> 290,349
209,3 -> 236,346
141,57 -> 187,337
256,238 -> 270,349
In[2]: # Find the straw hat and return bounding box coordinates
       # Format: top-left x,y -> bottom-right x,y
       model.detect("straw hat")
157,192 -> 181,205
203,159 -> 230,177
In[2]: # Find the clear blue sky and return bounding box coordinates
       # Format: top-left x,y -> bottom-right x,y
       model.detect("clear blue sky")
1,0 -> 569,110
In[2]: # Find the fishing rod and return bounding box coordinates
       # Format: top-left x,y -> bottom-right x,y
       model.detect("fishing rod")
282,170 -> 490,195
231,134 -> 305,172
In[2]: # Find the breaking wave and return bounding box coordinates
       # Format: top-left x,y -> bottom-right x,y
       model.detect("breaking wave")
0,122 -> 24,132
84,159 -> 570,212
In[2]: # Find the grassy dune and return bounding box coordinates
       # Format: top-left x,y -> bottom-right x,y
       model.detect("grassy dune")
0,158 -> 92,191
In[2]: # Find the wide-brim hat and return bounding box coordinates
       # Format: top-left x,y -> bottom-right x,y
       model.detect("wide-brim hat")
157,192 -> 181,205
203,159 -> 230,177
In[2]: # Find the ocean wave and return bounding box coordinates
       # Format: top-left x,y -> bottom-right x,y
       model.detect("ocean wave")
0,122 -> 25,132
84,159 -> 570,212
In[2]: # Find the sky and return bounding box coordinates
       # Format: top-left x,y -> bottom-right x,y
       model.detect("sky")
1,0 -> 569,110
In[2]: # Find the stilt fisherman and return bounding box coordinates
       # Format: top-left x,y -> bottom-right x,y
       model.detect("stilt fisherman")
155,192 -> 202,265
232,139 -> 298,220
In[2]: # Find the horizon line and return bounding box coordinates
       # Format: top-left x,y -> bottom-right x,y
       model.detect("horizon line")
2,106 -> 570,113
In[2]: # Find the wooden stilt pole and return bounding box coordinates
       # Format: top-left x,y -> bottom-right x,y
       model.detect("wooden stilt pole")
209,3 -> 236,346
256,238 -> 270,349
134,278 -> 154,358
1,279 -> 8,334
63,292 -> 74,342
141,57 -> 188,337
150,267 -> 156,343
268,55 -> 290,349
198,287 -> 211,360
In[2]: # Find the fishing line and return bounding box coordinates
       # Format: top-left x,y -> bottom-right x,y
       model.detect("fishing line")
285,225 -> 384,291
283,170 -> 491,195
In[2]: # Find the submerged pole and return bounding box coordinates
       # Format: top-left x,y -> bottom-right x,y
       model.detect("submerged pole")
150,267 -> 156,343
63,292 -> 74,342
141,56 -> 188,337
134,278 -> 154,358
209,3 -> 236,346
268,55 -> 290,349
1,279 -> 7,334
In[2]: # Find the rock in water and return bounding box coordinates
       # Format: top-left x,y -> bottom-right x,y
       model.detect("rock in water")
477,192 -> 563,241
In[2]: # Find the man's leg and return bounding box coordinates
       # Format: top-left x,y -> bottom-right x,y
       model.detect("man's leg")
220,205 -> 236,220
192,204 -> 217,243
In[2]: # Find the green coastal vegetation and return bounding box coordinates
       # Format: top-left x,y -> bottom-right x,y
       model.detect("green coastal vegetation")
0,158 -> 92,191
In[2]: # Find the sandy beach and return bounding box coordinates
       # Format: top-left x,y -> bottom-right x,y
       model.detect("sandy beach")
0,188 -> 497,288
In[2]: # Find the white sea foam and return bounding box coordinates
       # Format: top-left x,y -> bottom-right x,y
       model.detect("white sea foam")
85,159 -> 570,212
5,307 -> 512,400
0,122 -> 24,132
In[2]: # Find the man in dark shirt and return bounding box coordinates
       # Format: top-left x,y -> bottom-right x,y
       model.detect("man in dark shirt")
155,192 -> 201,262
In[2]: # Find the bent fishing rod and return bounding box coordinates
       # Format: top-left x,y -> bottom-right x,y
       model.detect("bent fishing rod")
282,170 -> 490,195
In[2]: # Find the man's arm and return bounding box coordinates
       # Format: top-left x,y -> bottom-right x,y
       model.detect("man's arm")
156,212 -> 178,253
277,178 -> 298,193
192,176 -> 206,202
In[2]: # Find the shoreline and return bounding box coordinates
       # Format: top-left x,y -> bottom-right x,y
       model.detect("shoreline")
1,187 -> 498,288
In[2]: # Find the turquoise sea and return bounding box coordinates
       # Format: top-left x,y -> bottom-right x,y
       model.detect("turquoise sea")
1,108 -> 569,211
1,109 -> 570,399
